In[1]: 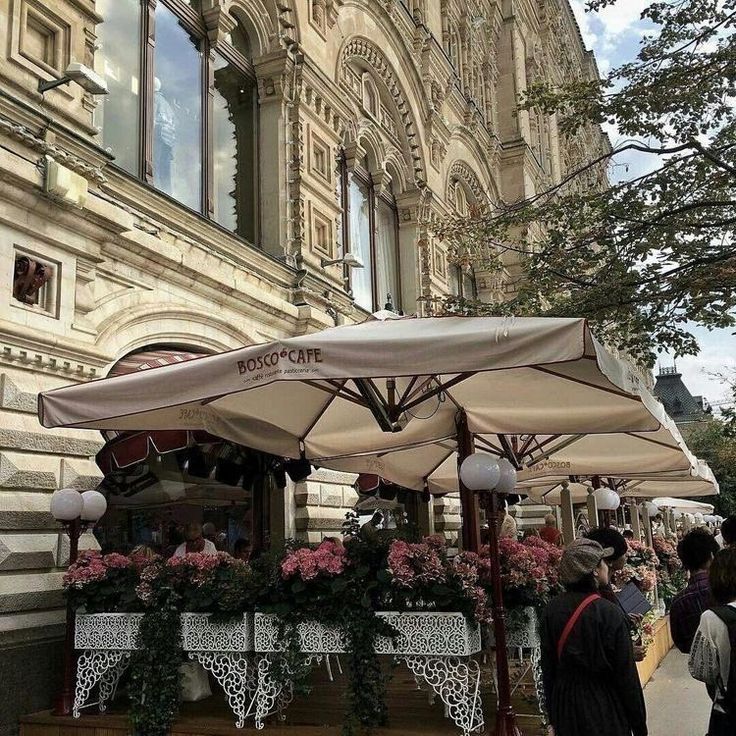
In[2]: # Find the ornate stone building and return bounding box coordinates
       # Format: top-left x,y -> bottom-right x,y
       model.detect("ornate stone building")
0,0 -> 607,730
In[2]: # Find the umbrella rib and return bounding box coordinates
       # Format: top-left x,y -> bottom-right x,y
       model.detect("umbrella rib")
625,432 -> 681,451
398,377 -> 419,407
522,434 -> 586,467
402,373 -> 475,413
302,380 -> 367,407
423,448 -> 458,486
474,436 -> 506,456
531,366 -> 644,402
300,380 -> 348,446
518,434 -> 562,464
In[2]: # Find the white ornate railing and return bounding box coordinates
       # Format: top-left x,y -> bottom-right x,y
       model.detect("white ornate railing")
74,613 -> 255,727
74,611 -> 484,734
253,612 -> 483,735
501,607 -> 545,721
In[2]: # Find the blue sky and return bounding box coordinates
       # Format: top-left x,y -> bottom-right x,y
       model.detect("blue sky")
569,1 -> 736,407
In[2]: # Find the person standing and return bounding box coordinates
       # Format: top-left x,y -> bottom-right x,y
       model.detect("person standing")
173,522 -> 217,557
715,515 -> 736,549
688,547 -> 736,735
540,538 -> 647,736
670,529 -> 720,653
540,514 -> 562,546
499,500 -> 518,539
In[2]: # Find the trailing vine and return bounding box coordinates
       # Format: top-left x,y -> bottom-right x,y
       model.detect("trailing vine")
128,593 -> 183,736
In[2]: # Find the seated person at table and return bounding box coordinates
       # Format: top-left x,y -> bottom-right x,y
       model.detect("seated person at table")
233,537 -> 252,562
671,529 -> 720,653
173,522 -> 217,557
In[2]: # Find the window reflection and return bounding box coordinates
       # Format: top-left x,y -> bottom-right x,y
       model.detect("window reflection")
213,53 -> 257,242
152,3 -> 202,211
375,191 -> 400,310
96,0 -> 140,175
348,176 -> 373,311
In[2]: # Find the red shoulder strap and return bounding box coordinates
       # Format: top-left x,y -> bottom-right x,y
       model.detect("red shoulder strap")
557,593 -> 601,660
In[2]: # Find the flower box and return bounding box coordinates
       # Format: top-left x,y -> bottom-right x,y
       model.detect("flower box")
254,611 -> 481,656
506,606 -> 541,650
180,612 -> 253,652
75,613 -> 143,651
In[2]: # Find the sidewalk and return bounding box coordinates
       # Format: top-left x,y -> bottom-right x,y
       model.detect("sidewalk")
644,649 -> 711,736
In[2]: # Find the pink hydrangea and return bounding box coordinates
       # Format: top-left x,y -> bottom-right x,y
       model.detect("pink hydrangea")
387,540 -> 445,588
281,540 -> 346,582
103,552 -> 132,569
63,551 -> 110,589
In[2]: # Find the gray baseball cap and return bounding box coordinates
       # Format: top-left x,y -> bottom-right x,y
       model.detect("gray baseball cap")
559,538 -> 614,585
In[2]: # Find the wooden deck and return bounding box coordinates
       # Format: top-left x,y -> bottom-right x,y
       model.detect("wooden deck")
20,659 -> 547,736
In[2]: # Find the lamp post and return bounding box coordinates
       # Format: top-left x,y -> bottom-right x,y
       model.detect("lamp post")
460,453 -> 521,736
50,488 -> 107,716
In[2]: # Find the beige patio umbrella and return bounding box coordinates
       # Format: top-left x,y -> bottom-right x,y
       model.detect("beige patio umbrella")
39,316 -> 665,458
37,315 -> 673,736
318,415 -> 696,494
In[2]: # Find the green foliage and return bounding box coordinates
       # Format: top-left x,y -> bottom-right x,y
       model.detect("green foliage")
128,598 -> 183,736
686,418 -> 736,516
435,0 -> 736,365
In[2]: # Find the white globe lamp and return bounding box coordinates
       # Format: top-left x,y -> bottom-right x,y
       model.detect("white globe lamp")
495,457 -> 517,494
80,490 -> 107,522
459,453 -> 501,491
593,487 -> 620,511
50,489 -> 83,522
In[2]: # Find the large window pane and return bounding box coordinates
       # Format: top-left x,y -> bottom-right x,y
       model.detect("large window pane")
348,177 -> 373,311
375,198 -> 400,310
153,3 -> 202,210
96,0 -> 140,175
213,52 -> 257,242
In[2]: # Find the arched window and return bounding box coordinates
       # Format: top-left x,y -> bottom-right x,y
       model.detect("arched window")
95,0 -> 258,244
449,181 -> 477,300
362,74 -> 379,118
338,154 -> 401,312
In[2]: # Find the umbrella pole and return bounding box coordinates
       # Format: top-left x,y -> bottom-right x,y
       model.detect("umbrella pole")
481,491 -> 521,736
455,414 -> 519,734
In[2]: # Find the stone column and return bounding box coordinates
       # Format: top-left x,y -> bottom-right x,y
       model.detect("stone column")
560,481 -> 575,545
586,489 -> 599,530
630,499 -> 642,541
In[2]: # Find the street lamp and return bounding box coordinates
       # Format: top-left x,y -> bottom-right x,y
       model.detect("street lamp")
50,488 -> 107,716
460,453 -> 521,736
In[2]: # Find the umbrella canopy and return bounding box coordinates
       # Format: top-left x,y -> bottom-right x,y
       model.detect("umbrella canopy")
617,461 -> 719,499
322,417 -> 697,494
39,317 -> 666,466
650,497 -> 715,514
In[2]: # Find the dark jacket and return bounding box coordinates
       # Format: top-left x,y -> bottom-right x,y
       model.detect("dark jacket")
670,569 -> 712,653
540,591 -> 648,736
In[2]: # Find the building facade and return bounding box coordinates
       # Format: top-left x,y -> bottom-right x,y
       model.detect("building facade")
0,0 -> 607,731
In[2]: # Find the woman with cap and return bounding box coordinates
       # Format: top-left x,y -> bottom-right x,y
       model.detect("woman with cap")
540,538 -> 648,736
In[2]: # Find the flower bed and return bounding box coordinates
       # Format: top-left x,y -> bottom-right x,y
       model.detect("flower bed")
613,540 -> 658,594
652,535 -> 687,609
63,528 -> 564,736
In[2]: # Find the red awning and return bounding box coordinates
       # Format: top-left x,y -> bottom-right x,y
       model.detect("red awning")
97,349 -> 215,474
96,429 -> 219,475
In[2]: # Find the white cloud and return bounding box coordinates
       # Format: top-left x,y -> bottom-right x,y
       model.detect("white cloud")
594,0 -> 649,40
569,0 -> 598,48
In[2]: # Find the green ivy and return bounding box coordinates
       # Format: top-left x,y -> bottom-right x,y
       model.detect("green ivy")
128,597 -> 183,736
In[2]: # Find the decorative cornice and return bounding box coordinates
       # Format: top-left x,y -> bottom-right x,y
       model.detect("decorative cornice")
0,117 -> 107,184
